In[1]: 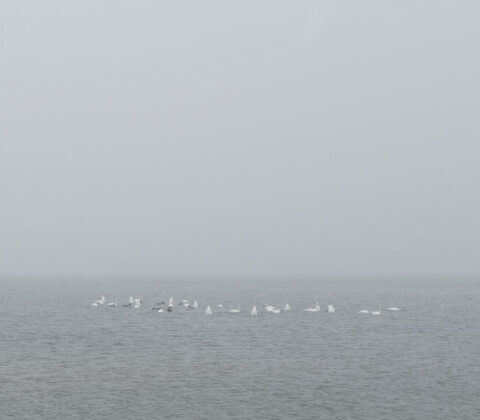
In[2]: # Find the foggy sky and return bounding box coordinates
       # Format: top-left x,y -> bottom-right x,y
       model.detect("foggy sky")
1,1 -> 479,279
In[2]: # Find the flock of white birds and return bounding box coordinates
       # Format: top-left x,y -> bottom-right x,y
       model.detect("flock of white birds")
91,296 -> 405,316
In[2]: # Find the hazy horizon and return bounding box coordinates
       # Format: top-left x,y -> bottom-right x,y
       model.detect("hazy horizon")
1,1 -> 479,279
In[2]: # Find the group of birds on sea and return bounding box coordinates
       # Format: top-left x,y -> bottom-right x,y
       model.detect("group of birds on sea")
92,296 -> 405,315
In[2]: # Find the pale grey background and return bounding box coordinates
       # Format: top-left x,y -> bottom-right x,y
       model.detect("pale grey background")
1,1 -> 479,278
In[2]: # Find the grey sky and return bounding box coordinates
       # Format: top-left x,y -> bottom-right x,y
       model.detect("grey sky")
1,1 -> 479,278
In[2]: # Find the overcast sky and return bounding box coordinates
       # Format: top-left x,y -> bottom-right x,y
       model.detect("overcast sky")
1,1 -> 479,279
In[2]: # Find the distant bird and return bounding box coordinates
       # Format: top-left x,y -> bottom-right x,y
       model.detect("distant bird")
152,301 -> 165,310
205,305 -> 212,315
272,309 -> 281,314
371,309 -> 382,315
284,303 -> 291,311
133,298 -> 142,308
251,306 -> 258,316
327,304 -> 335,313
305,303 -> 320,312
167,306 -> 173,312
129,297 -> 135,306
229,309 -> 241,313
157,308 -> 164,313
92,296 -> 105,306
358,310 -> 370,314
153,301 -> 166,311
108,298 -> 117,307
264,305 -> 275,312
193,300 -> 199,309
217,303 -> 223,308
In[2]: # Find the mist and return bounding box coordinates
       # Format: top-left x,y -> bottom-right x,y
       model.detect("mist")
1,1 -> 479,279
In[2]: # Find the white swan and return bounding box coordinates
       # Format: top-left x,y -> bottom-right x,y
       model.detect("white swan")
387,307 -> 400,311
251,306 -> 258,316
108,298 -> 117,307
217,303 -> 223,308
358,309 -> 370,314
371,309 -> 382,315
229,309 -> 240,313
133,298 -> 142,308
272,309 -> 280,314
284,303 -> 291,311
205,305 -> 212,315
169,297 -> 174,306
193,300 -> 199,309
92,296 -> 105,306
327,304 -> 335,313
264,305 -> 275,312
305,303 -> 320,312
129,296 -> 135,306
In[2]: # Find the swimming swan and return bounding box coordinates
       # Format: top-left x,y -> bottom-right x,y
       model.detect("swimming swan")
251,306 -> 258,316
305,303 -> 320,312
327,304 -> 335,313
205,305 -> 212,315
92,296 -> 105,306
284,303 -> 291,311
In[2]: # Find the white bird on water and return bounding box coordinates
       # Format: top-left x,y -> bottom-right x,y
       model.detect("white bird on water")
284,303 -> 291,311
272,308 -> 281,314
193,300 -> 199,309
305,303 -> 320,312
134,299 -> 142,308
371,309 -> 382,315
217,303 -> 223,308
129,296 -> 135,306
205,305 -> 212,315
251,306 -> 258,316
229,308 -> 241,313
264,305 -> 275,313
92,296 -> 105,306
108,298 -> 117,307
358,309 -> 370,314
327,304 -> 335,313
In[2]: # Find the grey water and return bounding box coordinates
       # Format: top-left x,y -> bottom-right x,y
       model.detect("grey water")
0,277 -> 479,419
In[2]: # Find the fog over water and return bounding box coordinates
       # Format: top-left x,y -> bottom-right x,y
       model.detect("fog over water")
1,1 -> 479,279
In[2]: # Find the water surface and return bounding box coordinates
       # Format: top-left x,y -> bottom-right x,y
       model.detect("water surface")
0,278 -> 478,419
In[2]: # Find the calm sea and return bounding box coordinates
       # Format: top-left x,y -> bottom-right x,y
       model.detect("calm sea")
0,277 -> 478,419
